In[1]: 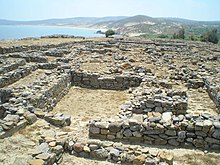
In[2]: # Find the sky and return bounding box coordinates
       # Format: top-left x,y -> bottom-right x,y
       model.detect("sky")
0,0 -> 219,21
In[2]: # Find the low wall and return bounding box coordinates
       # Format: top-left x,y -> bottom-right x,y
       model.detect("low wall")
71,70 -> 142,90
30,72 -> 71,111
0,70 -> 72,138
0,59 -> 26,75
0,42 -> 74,54
30,134 -> 172,165
204,78 -> 220,112
0,64 -> 38,88
89,112 -> 220,150
38,62 -> 58,69
0,88 -> 12,104
120,91 -> 188,117
119,81 -> 188,117
9,53 -> 48,63
44,48 -> 71,57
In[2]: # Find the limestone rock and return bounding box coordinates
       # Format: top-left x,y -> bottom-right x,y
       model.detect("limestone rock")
35,143 -> 49,153
159,151 -> 174,165
52,145 -> 63,155
29,159 -> 45,165
109,148 -> 120,157
162,112 -> 172,122
4,114 -> 19,123
192,139 -> 207,148
95,121 -> 109,129
109,122 -> 121,132
91,148 -> 108,159
89,125 -> 100,134
168,139 -> 180,146
212,129 -> 220,139
165,130 -> 176,136
35,153 -> 51,161
73,143 -> 83,153
123,129 -> 132,137
133,155 -> 146,165
23,112 -> 37,124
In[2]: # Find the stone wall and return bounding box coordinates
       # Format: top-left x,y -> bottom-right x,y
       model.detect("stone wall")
44,48 -> 71,57
118,80 -> 188,119
0,88 -> 12,104
29,72 -> 72,111
71,70 -> 142,90
0,64 -> 38,88
0,70 -> 72,138
205,77 -> 220,112
0,59 -> 26,75
89,112 -> 220,150
120,86 -> 188,117
0,42 -> 74,54
29,134 -> 172,165
9,53 -> 48,63
38,62 -> 58,70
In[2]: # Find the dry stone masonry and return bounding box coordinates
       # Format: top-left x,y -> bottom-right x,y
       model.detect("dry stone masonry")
119,81 -> 188,117
71,70 -> 142,90
89,113 -> 220,149
0,36 -> 220,164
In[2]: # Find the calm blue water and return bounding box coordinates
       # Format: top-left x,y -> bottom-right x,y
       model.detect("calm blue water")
0,25 -> 103,40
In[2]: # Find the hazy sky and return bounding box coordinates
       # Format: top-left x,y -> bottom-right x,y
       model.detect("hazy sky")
0,0 -> 219,21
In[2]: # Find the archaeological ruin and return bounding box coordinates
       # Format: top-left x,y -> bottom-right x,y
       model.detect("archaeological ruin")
0,36 -> 220,165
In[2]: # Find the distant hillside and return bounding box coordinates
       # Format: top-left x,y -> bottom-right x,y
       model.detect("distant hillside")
1,15 -> 220,37
91,15 -> 220,37
0,16 -> 127,27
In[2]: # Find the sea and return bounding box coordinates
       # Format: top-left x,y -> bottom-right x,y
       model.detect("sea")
0,25 -> 104,40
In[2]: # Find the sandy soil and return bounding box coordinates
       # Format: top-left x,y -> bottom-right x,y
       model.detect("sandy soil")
53,86 -> 130,142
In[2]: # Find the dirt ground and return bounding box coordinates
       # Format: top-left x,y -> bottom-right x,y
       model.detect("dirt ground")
187,88 -> 218,115
0,37 -> 110,47
53,86 -> 130,142
0,38 -> 79,47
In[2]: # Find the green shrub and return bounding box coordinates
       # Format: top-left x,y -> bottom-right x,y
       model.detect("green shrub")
173,28 -> 185,39
190,35 -> 195,41
105,29 -> 115,37
201,29 -> 219,44
158,34 -> 169,38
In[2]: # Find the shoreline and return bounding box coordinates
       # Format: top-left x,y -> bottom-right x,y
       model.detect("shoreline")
0,24 -> 108,40
2,24 -> 107,31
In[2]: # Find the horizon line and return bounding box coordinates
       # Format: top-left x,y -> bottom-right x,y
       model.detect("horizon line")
0,15 -> 220,22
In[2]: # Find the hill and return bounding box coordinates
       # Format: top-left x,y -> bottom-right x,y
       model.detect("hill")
0,15 -> 220,37
0,16 -> 127,26
91,15 -> 220,37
